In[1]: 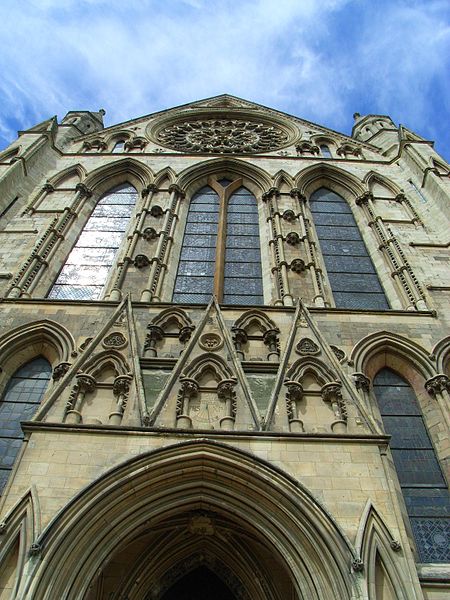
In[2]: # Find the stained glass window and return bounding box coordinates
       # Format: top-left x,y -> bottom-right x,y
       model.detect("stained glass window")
310,188 -> 389,310
0,357 -> 51,492
373,369 -> 450,563
173,186 -> 219,303
223,187 -> 263,305
173,184 -> 263,305
49,183 -> 137,300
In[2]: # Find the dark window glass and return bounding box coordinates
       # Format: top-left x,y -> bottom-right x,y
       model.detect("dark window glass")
173,185 -> 263,305
373,368 -> 450,563
112,141 -> 125,153
223,187 -> 263,305
0,357 -> 51,492
49,184 -> 137,300
173,187 -> 219,303
310,188 -> 389,310
320,144 -> 332,158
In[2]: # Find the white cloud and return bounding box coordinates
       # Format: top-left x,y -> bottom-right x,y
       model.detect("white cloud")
0,0 -> 448,156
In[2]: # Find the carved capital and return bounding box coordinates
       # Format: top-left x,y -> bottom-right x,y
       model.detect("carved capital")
285,380 -> 303,402
321,382 -> 343,402
75,183 -> 92,198
394,193 -> 406,204
75,373 -> 96,393
113,374 -> 132,397
289,188 -> 306,202
179,378 -> 199,398
52,361 -> 71,381
29,543 -> 42,557
168,183 -> 185,198
146,325 -> 164,342
353,372 -> 371,392
42,183 -> 54,193
231,327 -> 248,346
179,325 -> 195,343
217,379 -> 237,400
390,540 -> 401,552
425,374 -> 450,395
263,328 -> 279,347
355,192 -> 373,206
141,184 -> 158,197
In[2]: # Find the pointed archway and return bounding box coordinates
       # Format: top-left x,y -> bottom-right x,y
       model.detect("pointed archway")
22,440 -> 355,600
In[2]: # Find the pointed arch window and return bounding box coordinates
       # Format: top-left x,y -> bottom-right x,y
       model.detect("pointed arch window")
0,357 -> 51,492
173,181 -> 263,305
112,140 -> 125,153
49,183 -> 137,300
373,368 -> 450,563
320,144 -> 332,158
310,188 -> 389,310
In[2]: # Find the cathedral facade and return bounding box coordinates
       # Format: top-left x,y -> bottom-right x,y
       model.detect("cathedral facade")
0,95 -> 448,599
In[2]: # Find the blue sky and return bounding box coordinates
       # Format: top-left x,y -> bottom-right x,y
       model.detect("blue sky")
0,0 -> 449,159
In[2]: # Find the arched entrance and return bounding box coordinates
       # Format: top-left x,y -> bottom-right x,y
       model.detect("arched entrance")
23,440 -> 355,600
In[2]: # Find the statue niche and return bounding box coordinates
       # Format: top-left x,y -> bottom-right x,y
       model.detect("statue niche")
65,351 -> 132,426
176,356 -> 237,431
285,359 -> 347,434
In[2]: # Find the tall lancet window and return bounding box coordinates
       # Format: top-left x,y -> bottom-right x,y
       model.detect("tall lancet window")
373,368 -> 450,563
0,357 -> 51,492
49,183 -> 137,300
310,187 -> 389,310
173,181 -> 263,305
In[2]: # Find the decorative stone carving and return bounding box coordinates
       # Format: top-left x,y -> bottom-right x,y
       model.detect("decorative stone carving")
29,543 -> 42,557
352,558 -> 364,572
102,332 -> 127,349
179,325 -> 195,343
0,522 -> 7,534
42,183 -> 54,193
390,540 -> 401,552
156,117 -> 291,154
282,209 -> 296,222
142,227 -> 158,241
52,361 -> 71,381
262,328 -> 280,362
290,258 -> 306,273
296,337 -> 320,355
330,345 -> 345,362
286,231 -> 300,245
231,327 -> 248,360
75,183 -> 92,198
353,372 -> 371,392
425,374 -> 450,395
336,143 -> 361,158
199,332 -> 223,351
134,254 -> 150,268
144,325 -> 164,357
188,514 -> 215,536
124,137 -> 147,151
295,141 -> 320,156
150,205 -> 164,217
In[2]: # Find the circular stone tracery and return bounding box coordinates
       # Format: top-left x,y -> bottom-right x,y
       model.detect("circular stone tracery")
157,118 -> 291,154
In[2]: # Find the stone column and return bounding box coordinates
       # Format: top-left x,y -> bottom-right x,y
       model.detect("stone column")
321,382 -> 347,433
109,184 -> 157,301
144,325 -> 164,357
65,373 -> 96,424
285,381 -> 304,432
217,379 -> 237,431
141,184 -> 184,302
231,327 -> 248,360
263,328 -> 280,362
109,375 -> 132,425
176,378 -> 198,429
291,188 -> 325,307
352,372 -> 371,405
425,375 -> 450,430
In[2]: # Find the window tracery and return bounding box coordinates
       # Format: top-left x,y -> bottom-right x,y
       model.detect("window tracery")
0,357 -> 51,491
373,368 -> 450,563
309,187 -> 389,310
173,179 -> 263,305
49,183 -> 138,300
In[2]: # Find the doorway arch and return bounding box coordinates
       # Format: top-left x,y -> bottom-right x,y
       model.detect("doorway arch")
24,440 -> 355,600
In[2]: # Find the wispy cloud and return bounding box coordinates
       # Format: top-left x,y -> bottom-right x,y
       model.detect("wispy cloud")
0,0 -> 448,158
